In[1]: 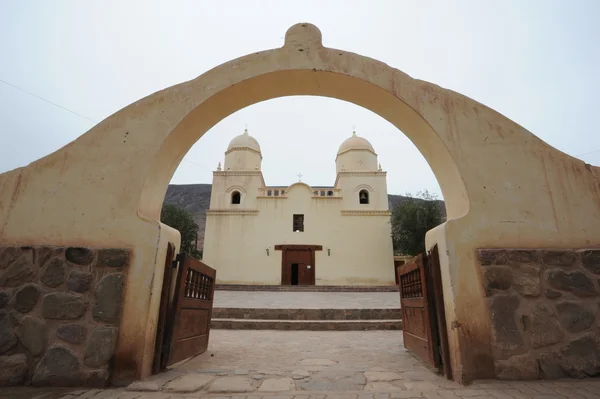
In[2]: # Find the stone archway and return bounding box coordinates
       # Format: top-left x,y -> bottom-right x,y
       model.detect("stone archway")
0,23 -> 599,385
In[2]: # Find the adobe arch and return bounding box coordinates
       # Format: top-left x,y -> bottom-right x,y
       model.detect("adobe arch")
0,23 -> 598,385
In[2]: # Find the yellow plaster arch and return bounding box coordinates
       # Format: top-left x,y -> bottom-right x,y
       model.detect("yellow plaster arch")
1,23 -> 599,384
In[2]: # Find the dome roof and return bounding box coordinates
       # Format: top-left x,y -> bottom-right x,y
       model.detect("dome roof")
337,131 -> 375,155
227,129 -> 261,153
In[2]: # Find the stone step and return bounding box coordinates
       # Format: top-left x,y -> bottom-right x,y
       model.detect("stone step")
210,318 -> 403,331
212,307 -> 402,320
216,284 -> 398,292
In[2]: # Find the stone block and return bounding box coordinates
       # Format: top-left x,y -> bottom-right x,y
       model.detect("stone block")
0,255 -> 35,287
258,377 -> 295,392
512,265 -> 541,297
0,247 -> 21,269
298,358 -> 337,366
581,250 -> 600,275
97,249 -> 130,268
540,334 -> 600,378
36,247 -> 64,269
40,258 -> 67,288
14,284 -> 40,313
364,382 -> 405,392
0,310 -> 17,354
363,371 -> 403,382
15,315 -> 47,356
0,354 -> 28,386
547,269 -> 597,297
42,292 -> 87,320
32,346 -> 84,386
84,326 -> 119,367
488,294 -> 524,354
483,266 -> 512,295
494,353 -> 539,380
291,370 -> 310,379
208,376 -> 254,393
507,250 -> 538,264
92,273 -> 124,324
476,249 -> 507,266
56,323 -> 87,344
65,247 -> 94,266
0,290 -> 9,308
526,302 -> 564,349
163,374 -> 214,393
545,289 -> 562,299
541,250 -> 576,266
85,369 -> 110,388
67,271 -> 93,293
556,301 -> 595,332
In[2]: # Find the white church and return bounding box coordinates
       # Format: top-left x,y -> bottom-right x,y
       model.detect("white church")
202,129 -> 396,286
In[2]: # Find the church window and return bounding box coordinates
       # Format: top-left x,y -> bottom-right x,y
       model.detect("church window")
274,190 -> 280,196
327,190 -> 333,196
267,190 -> 272,196
293,214 -> 304,232
313,191 -> 318,196
320,190 -> 325,196
231,191 -> 241,204
359,189 -> 369,204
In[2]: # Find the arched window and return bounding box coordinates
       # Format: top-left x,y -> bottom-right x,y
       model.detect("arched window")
231,191 -> 241,204
359,189 -> 369,204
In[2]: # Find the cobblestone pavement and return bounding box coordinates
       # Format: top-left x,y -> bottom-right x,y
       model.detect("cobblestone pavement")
4,330 -> 600,398
213,291 -> 401,309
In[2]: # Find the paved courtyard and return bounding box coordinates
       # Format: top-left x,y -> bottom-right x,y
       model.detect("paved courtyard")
5,330 -> 600,398
213,290 -> 401,309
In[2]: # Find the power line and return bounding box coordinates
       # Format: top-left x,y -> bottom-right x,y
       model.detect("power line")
576,149 -> 600,157
3,76 -> 598,160
0,78 -> 97,123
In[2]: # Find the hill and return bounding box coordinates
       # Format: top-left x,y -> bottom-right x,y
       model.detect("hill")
164,184 -> 445,249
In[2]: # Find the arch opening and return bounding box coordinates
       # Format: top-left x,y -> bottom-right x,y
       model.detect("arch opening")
139,70 -> 470,224
359,189 -> 369,204
231,191 -> 241,204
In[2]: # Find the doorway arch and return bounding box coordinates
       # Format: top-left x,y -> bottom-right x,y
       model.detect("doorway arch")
1,23 -> 598,385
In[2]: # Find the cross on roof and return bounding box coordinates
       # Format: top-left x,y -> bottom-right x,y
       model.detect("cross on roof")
297,173 -> 303,182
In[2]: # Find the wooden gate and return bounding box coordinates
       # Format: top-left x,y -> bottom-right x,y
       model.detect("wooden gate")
397,245 -> 451,378
155,251 -> 216,371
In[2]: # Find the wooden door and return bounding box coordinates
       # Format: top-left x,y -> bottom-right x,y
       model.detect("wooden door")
397,254 -> 437,367
298,262 -> 314,285
397,248 -> 452,378
162,253 -> 216,368
152,243 -> 176,374
277,245 -> 320,285
428,245 -> 452,379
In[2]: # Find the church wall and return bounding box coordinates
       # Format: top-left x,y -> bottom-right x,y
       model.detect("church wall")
203,184 -> 395,285
209,173 -> 263,210
223,150 -> 261,171
335,151 -> 377,173
336,174 -> 389,211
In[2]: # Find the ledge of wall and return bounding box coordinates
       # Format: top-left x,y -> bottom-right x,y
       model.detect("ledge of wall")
0,246 -> 131,387
478,248 -> 600,380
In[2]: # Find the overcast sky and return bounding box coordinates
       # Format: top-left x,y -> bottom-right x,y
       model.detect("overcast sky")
1,1 -> 599,199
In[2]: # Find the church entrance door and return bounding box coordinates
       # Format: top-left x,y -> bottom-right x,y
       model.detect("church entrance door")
275,245 -> 322,285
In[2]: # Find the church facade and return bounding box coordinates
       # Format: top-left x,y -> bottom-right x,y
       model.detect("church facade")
202,129 -> 395,286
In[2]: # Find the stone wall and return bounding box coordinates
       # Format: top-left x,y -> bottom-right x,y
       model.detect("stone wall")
0,246 -> 130,387
478,248 -> 600,380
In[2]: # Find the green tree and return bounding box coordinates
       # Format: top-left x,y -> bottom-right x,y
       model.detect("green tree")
390,190 -> 444,256
160,203 -> 202,258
